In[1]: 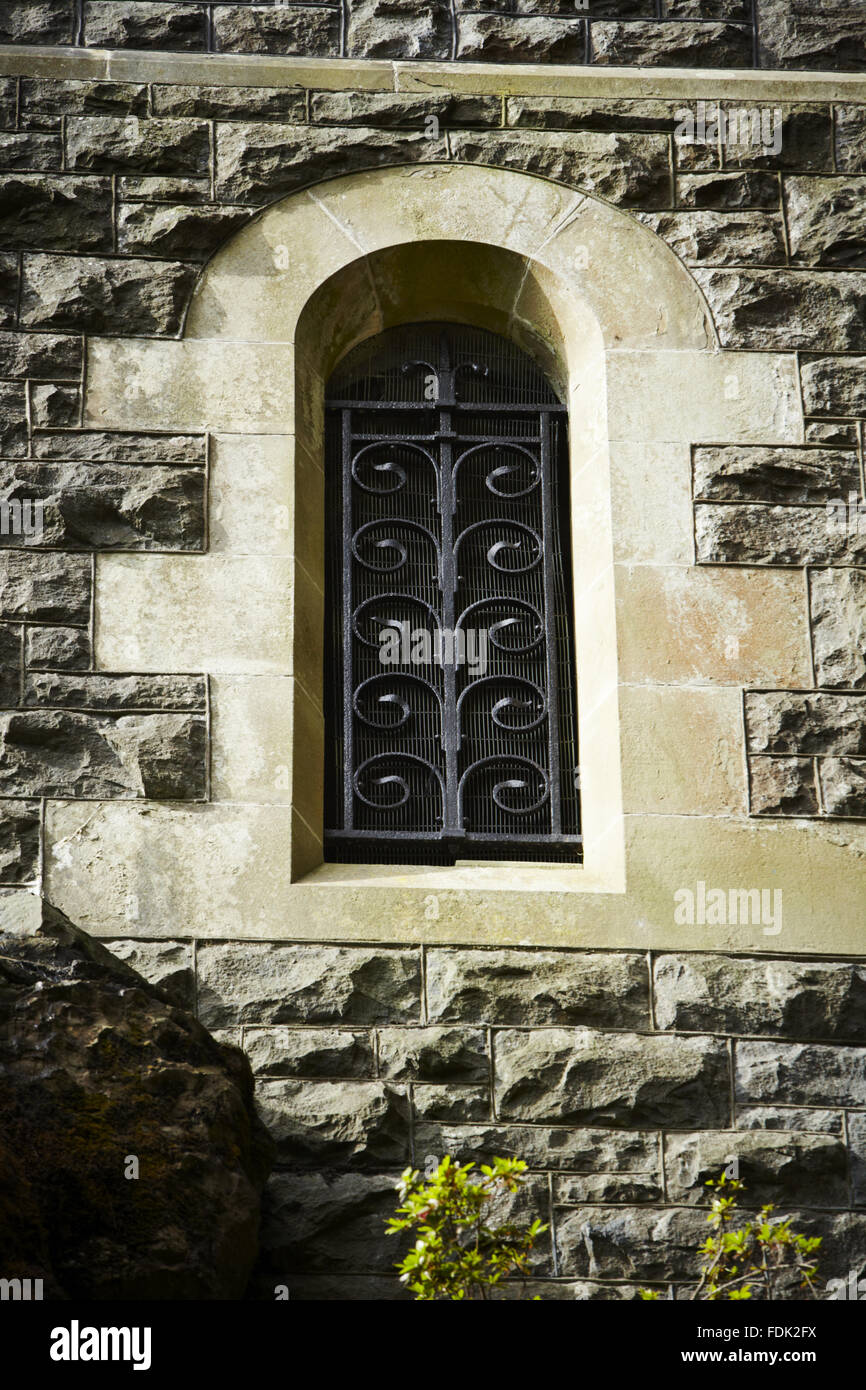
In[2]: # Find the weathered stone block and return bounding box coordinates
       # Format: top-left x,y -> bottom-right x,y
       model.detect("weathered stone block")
255,1080 -> 410,1167
553,1173 -> 663,1204
0,133 -> 62,171
804,421 -> 860,448
412,1084 -> 490,1123
20,255 -> 198,336
849,1112 -> 866,1206
412,1122 -> 660,1172
0,710 -> 207,800
457,14 -> 585,62
748,756 -> 818,816
118,176 -> 211,204
719,104 -> 833,171
377,1026 -> 489,1082
25,625 -> 90,672
0,463 -> 205,551
311,90 -> 500,127
745,691 -> 866,756
507,96 -> 682,134
20,79 -> 149,116
494,1029 -> 730,1127
693,268 -> 866,351
0,177 -> 114,252
104,938 -> 195,1009
836,106 -> 866,174
259,1171 -> 405,1273
244,1028 -> 375,1079
757,0 -> 866,71
591,19 -> 752,67
117,203 -> 253,260
346,0 -> 452,59
0,553 -> 90,624
197,943 -> 421,1028
0,253 -> 17,328
809,568 -> 866,689
693,445 -> 859,503
66,117 -> 210,177
556,1205 -> 708,1281
664,1130 -> 848,1207
0,1 -> 74,43
0,383 -> 28,458
427,948 -> 650,1028
214,5 -> 340,56
676,170 -> 781,210
214,122 -> 443,204
637,210 -> 785,265
800,355 -> 866,417
23,673 -> 206,711
450,129 -> 671,207
695,503 -> 866,565
30,385 -> 80,430
736,1106 -> 843,1135
32,430 -> 206,465
82,2 -> 209,50
785,176 -> 866,267
819,758 -> 866,818
736,1040 -> 866,1108
0,622 -> 21,706
0,801 -> 40,885
152,84 -> 308,122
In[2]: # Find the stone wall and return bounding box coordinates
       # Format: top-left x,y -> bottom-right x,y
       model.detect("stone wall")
114,934 -> 866,1298
3,1 -> 866,73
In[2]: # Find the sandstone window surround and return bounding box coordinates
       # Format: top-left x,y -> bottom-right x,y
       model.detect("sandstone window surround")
44,160 -> 864,954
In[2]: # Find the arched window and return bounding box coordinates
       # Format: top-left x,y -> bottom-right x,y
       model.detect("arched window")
323,322 -> 581,866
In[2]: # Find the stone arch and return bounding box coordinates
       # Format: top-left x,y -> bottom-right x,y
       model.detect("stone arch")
54,163 -> 805,946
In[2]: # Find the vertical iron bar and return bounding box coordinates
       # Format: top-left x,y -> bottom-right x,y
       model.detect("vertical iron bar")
341,408 -> 355,830
539,410 -> 562,835
438,333 -> 459,838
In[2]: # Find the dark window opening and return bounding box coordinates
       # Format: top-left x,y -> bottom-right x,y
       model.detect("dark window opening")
323,322 -> 582,866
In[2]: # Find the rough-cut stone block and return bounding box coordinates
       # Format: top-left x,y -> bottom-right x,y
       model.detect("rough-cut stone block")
757,0 -> 866,71
800,355 -> 866,417
104,938 -> 195,1009
255,1080 -> 410,1167
20,255 -> 198,336
736,1106 -> 843,1135
836,106 -> 866,174
427,949 -> 650,1029
412,1084 -> 490,1124
637,211 -> 785,266
20,79 -> 149,117
810,569 -> 866,690
0,1 -> 74,43
556,1205 -> 708,1281
719,104 -> 833,171
376,1026 -> 489,1083
117,203 -> 253,260
695,503 -> 866,565
25,625 -> 90,672
243,1028 -> 375,1079
693,445 -> 858,504
152,84 -> 308,122
30,385 -> 80,431
0,254 -> 17,328
819,758 -> 866,818
748,756 -> 818,816
118,176 -> 211,204
693,268 -> 866,351
0,623 -> 21,706
0,133 -> 62,171
664,0 -> 750,15
259,1171 -> 406,1274
66,117 -> 210,177
849,1112 -> 866,1206
82,2 -> 209,50
0,710 -> 206,800
214,5 -> 340,56
32,430 -> 206,465
804,421 -> 860,448
197,943 -> 421,1028
0,176 -> 113,253
676,171 -> 780,210
457,14 -> 585,62
214,122 -> 442,204
745,691 -> 866,756
24,673 -> 205,711
413,1123 -> 660,1173
450,129 -> 671,207
0,383 -> 28,458
591,19 -> 752,67
0,801 -> 40,885
0,553 -> 90,624
664,1130 -> 848,1208
785,177 -> 866,268
494,1029 -> 730,1128
0,78 -> 14,127
507,96 -> 684,135
346,0 -> 452,59
0,463 -> 205,552
736,1040 -> 866,1108
553,1173 -> 662,1204
311,90 -> 500,127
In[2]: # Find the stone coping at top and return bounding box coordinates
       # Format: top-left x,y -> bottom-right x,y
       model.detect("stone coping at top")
1,45 -> 865,102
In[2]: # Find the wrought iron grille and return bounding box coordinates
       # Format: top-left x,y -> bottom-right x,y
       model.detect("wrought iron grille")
323,322 -> 581,866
